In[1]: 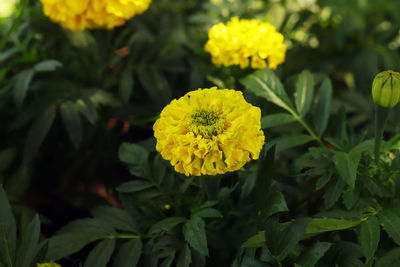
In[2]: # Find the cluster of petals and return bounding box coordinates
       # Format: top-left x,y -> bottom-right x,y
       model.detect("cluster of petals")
153,88 -> 265,176
205,17 -> 286,69
40,0 -> 151,30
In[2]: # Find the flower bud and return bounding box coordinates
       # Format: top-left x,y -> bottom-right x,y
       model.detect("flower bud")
372,70 -> 400,108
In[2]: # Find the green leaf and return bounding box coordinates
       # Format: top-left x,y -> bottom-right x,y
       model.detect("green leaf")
116,180 -> 153,193
183,216 -> 208,256
295,70 -> 314,117
138,66 -> 171,104
192,208 -> 222,219
360,215 -> 380,260
46,218 -> 116,260
378,209 -> 400,245
333,150 -> 362,188
304,217 -> 363,238
91,206 -> 138,233
60,101 -> 82,149
255,145 -> 275,210
119,143 -> 151,179
243,218 -> 363,248
0,185 -> 17,266
342,187 -> 359,210
5,165 -> 30,199
23,108 -> 56,163
313,78 -> 332,136
296,242 -> 332,267
119,68 -> 134,103
84,239 -> 115,267
264,190 -> 289,217
33,60 -> 62,72
277,218 -> 310,261
0,148 -> 16,172
268,134 -> 314,153
176,244 -> 192,267
15,214 -> 40,267
14,69 -> 34,107
375,247 -> 400,267
113,239 -> 142,267
240,69 -> 294,113
149,217 -> 186,235
77,97 -> 97,125
261,113 -> 296,129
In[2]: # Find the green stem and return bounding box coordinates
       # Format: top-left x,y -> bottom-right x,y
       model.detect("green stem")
374,105 -> 391,162
290,111 -> 324,146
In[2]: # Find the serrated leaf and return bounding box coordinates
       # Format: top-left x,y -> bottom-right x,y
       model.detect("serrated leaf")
119,68 -> 134,103
33,60 -> 62,72
119,143 -> 151,179
177,244 -> 192,267
267,134 -> 314,152
378,209 -> 400,245
113,239 -> 142,267
0,185 -> 17,266
313,78 -> 332,136
15,214 -> 40,267
193,208 -> 222,219
264,190 -> 289,217
91,206 -> 137,233
183,216 -> 208,256
60,101 -> 82,149
116,180 -> 153,193
333,150 -> 361,188
360,215 -> 380,260
242,218 -> 363,248
375,247 -> 400,267
240,69 -> 294,113
296,242 -> 332,267
277,218 -> 310,261
295,70 -> 314,117
14,69 -> 34,107
261,113 -> 296,129
23,108 -> 56,163
342,188 -> 359,210
149,217 -> 186,235
84,239 -> 115,267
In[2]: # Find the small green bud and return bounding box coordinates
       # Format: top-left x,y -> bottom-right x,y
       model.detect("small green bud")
372,70 -> 400,108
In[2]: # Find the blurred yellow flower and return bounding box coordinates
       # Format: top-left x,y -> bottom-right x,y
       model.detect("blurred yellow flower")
37,262 -> 61,267
153,87 -> 265,176
40,0 -> 151,30
0,0 -> 18,18
205,17 -> 286,69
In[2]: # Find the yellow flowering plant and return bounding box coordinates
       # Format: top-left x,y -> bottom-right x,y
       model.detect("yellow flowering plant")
40,0 -> 152,30
205,17 -> 287,69
153,87 -> 265,176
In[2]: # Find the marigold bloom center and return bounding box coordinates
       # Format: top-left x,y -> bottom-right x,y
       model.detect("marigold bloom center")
188,109 -> 225,138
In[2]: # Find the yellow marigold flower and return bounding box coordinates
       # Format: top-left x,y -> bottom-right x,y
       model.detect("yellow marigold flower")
0,0 -> 18,18
40,0 -> 151,30
153,87 -> 265,176
204,17 -> 287,70
37,262 -> 61,267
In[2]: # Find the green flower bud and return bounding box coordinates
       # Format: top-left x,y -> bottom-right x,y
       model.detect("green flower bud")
372,70 -> 400,108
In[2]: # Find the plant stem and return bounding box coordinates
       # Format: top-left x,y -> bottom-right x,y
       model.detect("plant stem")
374,105 -> 391,162
290,112 -> 324,146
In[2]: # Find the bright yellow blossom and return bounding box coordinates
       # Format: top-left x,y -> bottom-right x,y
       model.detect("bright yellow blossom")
205,17 -> 286,69
37,262 -> 61,267
0,0 -> 18,18
40,0 -> 151,30
153,88 -> 265,176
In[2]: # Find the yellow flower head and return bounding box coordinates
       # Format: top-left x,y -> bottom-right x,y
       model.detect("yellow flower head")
0,0 -> 18,18
40,0 -> 151,30
205,17 -> 287,70
153,87 -> 265,176
37,262 -> 61,267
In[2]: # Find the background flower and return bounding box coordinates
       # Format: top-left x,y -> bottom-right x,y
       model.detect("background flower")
40,0 -> 151,30
205,17 -> 286,69
153,87 -> 265,176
